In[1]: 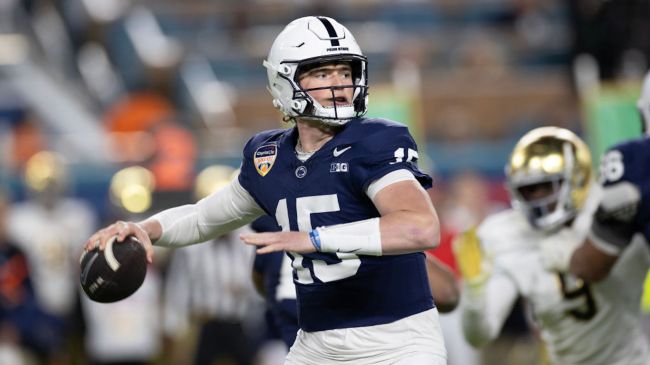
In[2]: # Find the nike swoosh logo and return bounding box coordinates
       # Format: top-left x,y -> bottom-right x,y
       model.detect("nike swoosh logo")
333,146 -> 352,157
336,248 -> 361,253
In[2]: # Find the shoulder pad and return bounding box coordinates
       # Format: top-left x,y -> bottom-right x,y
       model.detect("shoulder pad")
478,209 -> 538,255
242,129 -> 292,160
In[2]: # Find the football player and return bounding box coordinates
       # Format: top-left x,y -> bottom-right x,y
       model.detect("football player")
8,151 -> 99,363
455,127 -> 650,365
541,70 -> 650,283
250,215 -> 459,351
251,215 -> 299,350
86,16 -> 446,364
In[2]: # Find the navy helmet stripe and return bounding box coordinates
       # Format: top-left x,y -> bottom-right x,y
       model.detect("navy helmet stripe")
317,17 -> 340,47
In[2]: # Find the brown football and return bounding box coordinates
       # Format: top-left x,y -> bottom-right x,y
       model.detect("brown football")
79,235 -> 147,303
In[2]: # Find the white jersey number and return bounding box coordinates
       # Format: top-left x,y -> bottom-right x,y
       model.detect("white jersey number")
600,150 -> 625,183
390,147 -> 418,164
275,195 -> 361,284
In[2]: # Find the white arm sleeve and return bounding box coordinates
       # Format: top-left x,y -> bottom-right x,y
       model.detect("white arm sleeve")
366,169 -> 417,203
461,269 -> 519,347
151,178 -> 265,247
314,169 -> 416,256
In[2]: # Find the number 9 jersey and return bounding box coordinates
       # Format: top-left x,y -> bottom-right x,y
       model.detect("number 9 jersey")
461,200 -> 650,365
238,117 -> 434,332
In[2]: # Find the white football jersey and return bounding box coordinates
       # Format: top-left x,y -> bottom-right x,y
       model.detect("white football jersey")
464,207 -> 650,365
7,199 -> 97,315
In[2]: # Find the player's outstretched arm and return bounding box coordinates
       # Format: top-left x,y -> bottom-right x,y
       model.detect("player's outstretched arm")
426,254 -> 460,313
241,179 -> 439,255
567,180 -> 640,281
85,178 -> 264,261
569,238 -> 619,282
452,228 -> 518,347
372,179 -> 440,253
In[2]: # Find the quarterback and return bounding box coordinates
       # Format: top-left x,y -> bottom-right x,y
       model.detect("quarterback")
455,127 -> 650,365
85,16 -> 446,364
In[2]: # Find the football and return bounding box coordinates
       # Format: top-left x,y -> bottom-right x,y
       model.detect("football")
79,235 -> 147,303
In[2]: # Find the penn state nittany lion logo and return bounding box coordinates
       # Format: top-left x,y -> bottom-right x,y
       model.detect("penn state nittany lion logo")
254,144 -> 277,176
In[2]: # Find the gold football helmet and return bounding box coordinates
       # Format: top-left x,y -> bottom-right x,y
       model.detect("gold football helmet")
506,127 -> 592,231
109,166 -> 156,213
24,151 -> 67,193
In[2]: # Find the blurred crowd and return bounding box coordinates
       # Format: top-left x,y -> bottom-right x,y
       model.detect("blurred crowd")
0,0 -> 649,364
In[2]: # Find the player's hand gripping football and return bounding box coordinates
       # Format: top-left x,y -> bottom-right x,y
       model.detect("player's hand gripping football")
84,220 -> 155,264
240,231 -> 316,254
452,227 -> 491,290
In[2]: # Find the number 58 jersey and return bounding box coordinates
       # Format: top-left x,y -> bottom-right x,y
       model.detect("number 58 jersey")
238,118 -> 434,332
595,136 -> 650,249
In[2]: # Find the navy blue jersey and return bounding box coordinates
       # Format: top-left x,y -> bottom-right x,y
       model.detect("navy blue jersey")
594,136 -> 650,247
239,117 -> 434,331
251,216 -> 299,347
253,251 -> 299,347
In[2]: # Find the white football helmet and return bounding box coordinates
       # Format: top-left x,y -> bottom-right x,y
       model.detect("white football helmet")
637,70 -> 650,135
506,127 -> 593,232
263,16 -> 368,126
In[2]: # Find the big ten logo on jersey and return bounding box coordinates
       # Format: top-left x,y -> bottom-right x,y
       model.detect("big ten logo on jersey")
330,162 -> 348,173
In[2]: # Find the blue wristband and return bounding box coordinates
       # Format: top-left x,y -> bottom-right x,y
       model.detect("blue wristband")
309,229 -> 321,251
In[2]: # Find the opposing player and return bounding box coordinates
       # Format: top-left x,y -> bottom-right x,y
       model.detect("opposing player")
541,70 -> 650,282
8,151 -> 98,363
85,16 -> 446,364
455,127 -> 650,365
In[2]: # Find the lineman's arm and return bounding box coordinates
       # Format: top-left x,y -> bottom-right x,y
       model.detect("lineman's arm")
541,181 -> 639,280
460,270 -> 519,347
85,178 -> 265,262
569,238 -> 618,282
426,254 -> 460,313
453,229 -> 519,347
570,182 -> 640,281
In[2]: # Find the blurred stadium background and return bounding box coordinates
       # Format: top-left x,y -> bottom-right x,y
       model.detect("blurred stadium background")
0,0 -> 649,364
